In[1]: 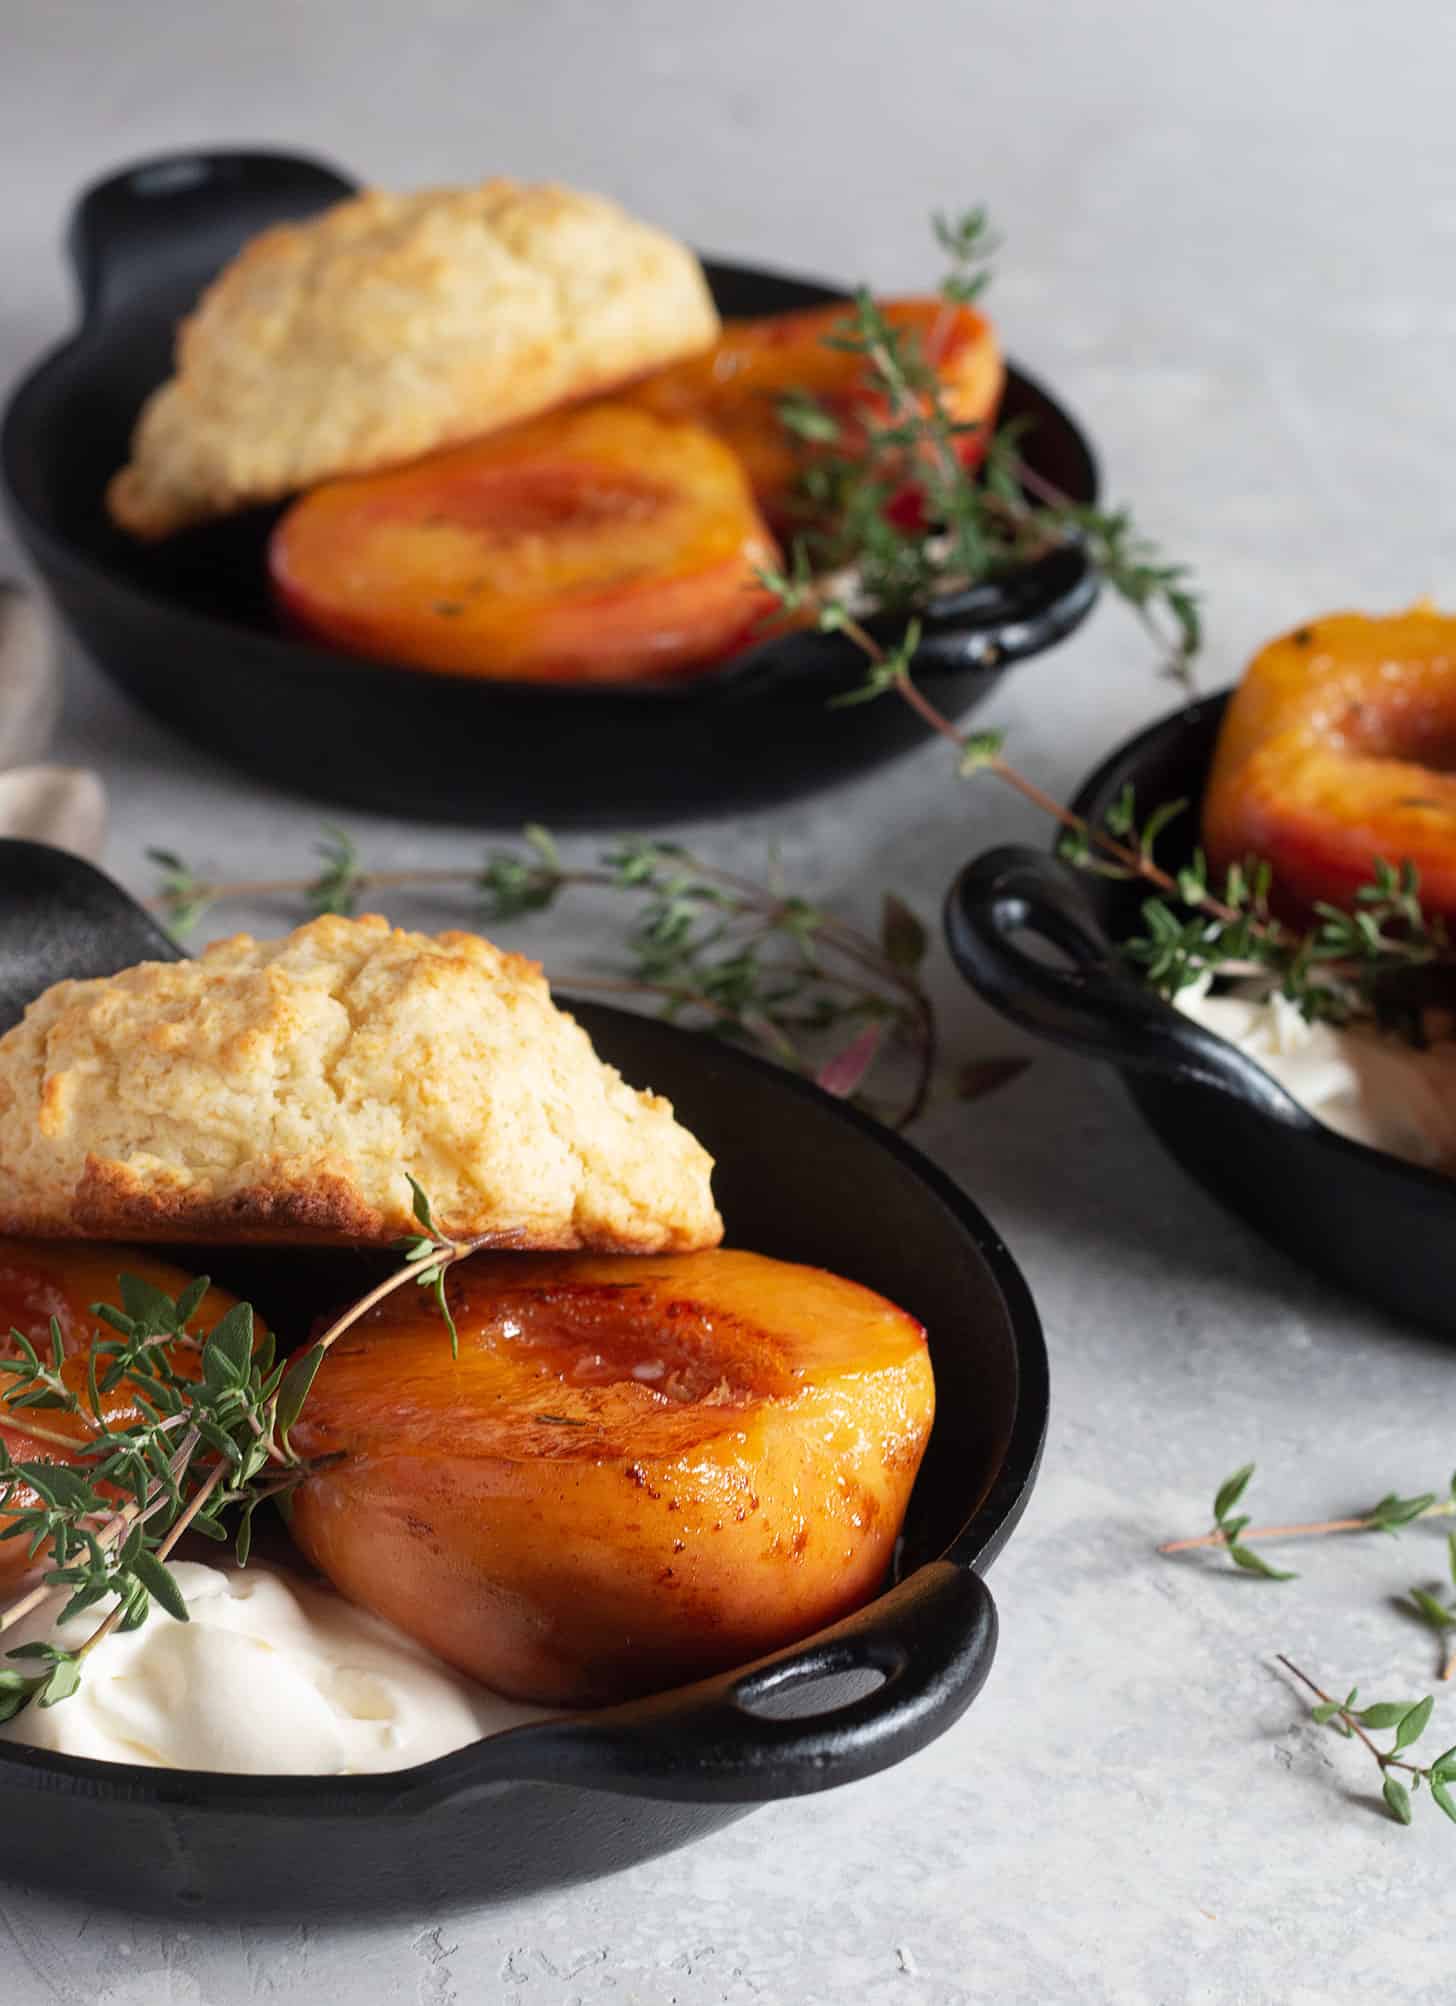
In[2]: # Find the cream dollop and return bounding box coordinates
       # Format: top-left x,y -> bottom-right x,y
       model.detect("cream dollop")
1175,980 -> 1456,1170
0,1561 -> 544,1774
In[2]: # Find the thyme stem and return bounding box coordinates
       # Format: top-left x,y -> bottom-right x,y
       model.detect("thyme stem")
75,1454 -> 227,1664
1159,1503 -> 1456,1555
820,598 -> 1244,924
142,865 -> 624,919
308,1238 -> 481,1368
0,1499 -> 140,1637
1277,1657 -> 1427,1776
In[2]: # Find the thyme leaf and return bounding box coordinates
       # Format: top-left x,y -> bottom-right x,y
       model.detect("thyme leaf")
1281,1658 -> 1456,1828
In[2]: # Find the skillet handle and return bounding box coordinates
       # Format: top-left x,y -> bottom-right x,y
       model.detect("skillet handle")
424,1562 -> 997,1806
944,844 -> 1315,1123
68,148 -> 358,324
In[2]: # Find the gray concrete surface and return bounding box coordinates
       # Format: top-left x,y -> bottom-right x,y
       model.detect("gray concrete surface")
3,2 -> 1456,1999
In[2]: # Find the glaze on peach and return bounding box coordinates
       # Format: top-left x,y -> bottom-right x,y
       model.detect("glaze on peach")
269,403 -> 782,683
287,1248 -> 935,1706
1203,607 -> 1456,920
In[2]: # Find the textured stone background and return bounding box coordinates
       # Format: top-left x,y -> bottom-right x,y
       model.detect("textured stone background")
3,2 -> 1456,1999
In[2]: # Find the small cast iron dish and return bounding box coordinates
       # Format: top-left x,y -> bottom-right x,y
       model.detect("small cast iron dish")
944,691 -> 1456,1333
0,839 -> 1046,1915
1,148 -> 1100,828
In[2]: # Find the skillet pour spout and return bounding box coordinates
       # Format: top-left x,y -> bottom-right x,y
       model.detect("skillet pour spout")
0,837 -> 1047,1913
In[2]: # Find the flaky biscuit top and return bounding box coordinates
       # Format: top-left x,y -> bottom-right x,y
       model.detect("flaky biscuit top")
0,914 -> 722,1250
107,179 -> 722,538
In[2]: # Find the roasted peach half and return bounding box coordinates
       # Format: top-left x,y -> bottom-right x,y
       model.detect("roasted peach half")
0,1240 -> 257,1590
620,297 -> 1005,534
1203,606 -> 1456,920
288,1248 -> 935,1706
269,403 -> 784,684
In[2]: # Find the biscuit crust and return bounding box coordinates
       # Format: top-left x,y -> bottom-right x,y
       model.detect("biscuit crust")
107,180 -> 722,539
0,916 -> 722,1251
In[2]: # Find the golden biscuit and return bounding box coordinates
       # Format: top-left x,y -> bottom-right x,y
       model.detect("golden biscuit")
107,181 -> 721,539
0,915 -> 722,1250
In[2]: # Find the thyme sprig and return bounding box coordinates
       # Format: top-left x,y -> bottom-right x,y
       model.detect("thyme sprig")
1280,1658 -> 1456,1827
395,1175 -> 464,1358
1163,1462 -> 1297,1580
145,834 -> 938,1130
0,1187 -> 481,1721
0,1291 -> 285,1716
1162,1473 -> 1456,1827
758,219 -> 1452,1036
773,215 -> 1201,687
1077,804 -> 1454,1028
756,562 -> 1456,1040
932,204 -> 999,306
1160,1462 -> 1454,1573
1168,1463 -> 1456,1766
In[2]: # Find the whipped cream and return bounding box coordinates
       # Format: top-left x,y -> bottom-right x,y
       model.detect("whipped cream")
0,1561 -> 544,1774
1175,979 -> 1456,1171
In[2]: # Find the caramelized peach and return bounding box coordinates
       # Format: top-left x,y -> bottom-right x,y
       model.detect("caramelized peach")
288,1248 -> 934,1706
619,298 -> 1005,533
1204,607 -> 1456,919
0,1241 -> 258,1589
269,404 -> 783,683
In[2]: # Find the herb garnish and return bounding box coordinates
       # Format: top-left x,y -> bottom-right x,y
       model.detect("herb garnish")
1280,1659 -> 1456,1827
139,209 -> 1208,1102
395,1174 -> 463,1357
1078,805 -> 1454,1029
755,552 -> 1456,1042
0,1187 -> 479,1721
149,211 -> 1453,1108
1160,1463 -> 1455,1577
769,209 -> 1201,688
748,213 -> 1456,1040
1162,1468 -> 1456,1824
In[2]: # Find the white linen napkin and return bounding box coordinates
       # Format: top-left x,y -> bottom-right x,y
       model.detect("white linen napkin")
0,583 -> 106,861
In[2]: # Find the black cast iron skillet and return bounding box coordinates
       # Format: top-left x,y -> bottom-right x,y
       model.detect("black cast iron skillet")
1,148 -> 1100,828
944,692 -> 1456,1332
0,839 -> 1046,1914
